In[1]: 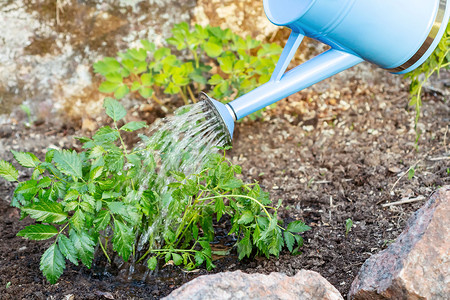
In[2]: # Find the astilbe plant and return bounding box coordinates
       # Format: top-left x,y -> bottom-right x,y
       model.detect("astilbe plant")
93,22 -> 282,119
0,98 -> 309,284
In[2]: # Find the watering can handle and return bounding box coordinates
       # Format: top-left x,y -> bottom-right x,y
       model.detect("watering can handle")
227,31 -> 364,120
270,31 -> 305,82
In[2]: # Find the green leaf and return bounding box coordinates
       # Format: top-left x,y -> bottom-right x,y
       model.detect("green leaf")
70,209 -> 86,232
0,160 -> 19,181
40,244 -> 65,284
208,74 -> 223,85
238,211 -> 254,225
120,121 -> 147,132
139,87 -> 154,98
93,126 -> 119,143
69,229 -> 95,268
11,150 -> 39,168
17,224 -> 58,240
283,231 -> 295,252
286,221 -> 311,233
22,200 -> 68,223
58,235 -> 79,265
99,81 -> 120,93
204,41 -> 223,57
237,230 -> 252,260
219,178 -> 243,190
113,219 -> 134,261
128,48 -> 147,61
94,210 -> 111,231
103,97 -> 127,121
147,256 -> 157,270
218,56 -> 233,74
172,253 -> 183,266
105,72 -> 123,83
141,40 -> 156,52
141,73 -> 153,86
53,150 -> 83,178
114,84 -> 130,100
131,81 -> 141,91
93,57 -> 121,75
89,166 -> 103,181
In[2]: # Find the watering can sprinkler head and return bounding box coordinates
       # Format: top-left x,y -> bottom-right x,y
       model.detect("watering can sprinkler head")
200,92 -> 235,146
204,0 -> 450,142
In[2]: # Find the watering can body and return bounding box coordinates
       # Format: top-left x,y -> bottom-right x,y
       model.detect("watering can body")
205,0 -> 450,142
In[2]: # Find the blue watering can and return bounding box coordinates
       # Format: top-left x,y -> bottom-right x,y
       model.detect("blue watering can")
204,0 -> 450,143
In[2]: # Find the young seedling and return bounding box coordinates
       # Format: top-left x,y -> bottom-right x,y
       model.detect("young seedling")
345,218 -> 353,236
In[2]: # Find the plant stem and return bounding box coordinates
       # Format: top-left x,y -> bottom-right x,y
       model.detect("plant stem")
179,91 -> 189,105
187,85 -> 197,103
199,194 -> 272,219
98,236 -> 111,263
152,94 -> 163,106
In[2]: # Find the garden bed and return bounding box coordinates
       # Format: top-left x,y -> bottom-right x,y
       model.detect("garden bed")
0,69 -> 448,299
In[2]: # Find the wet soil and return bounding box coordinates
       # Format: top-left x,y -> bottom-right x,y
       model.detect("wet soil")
0,67 -> 449,299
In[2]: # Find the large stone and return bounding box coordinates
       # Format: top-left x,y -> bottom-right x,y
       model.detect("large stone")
163,270 -> 343,300
0,0 -> 195,125
349,186 -> 450,300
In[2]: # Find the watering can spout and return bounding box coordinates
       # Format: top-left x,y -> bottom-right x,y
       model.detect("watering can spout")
204,0 -> 450,141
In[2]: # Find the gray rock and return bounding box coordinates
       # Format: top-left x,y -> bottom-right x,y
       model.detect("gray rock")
349,186 -> 449,300
163,269 -> 343,300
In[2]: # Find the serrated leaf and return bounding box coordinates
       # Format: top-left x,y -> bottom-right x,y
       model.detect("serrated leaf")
58,235 -> 78,265
94,210 -> 111,231
22,200 -> 68,223
0,160 -> 18,181
204,41 -> 222,57
69,229 -> 95,268
93,126 -> 119,144
139,86 -> 153,98
219,178 -> 243,190
237,231 -> 252,260
53,150 -> 83,178
17,224 -> 58,240
286,221 -> 311,233
172,253 -> 183,266
11,150 -> 39,168
141,73 -> 153,86
114,84 -> 130,100
93,57 -> 121,75
113,219 -> 134,261
141,40 -> 156,52
103,97 -> 126,121
105,72 -> 123,83
70,209 -> 85,231
40,244 -> 65,284
99,81 -> 119,93
238,211 -> 254,225
147,256 -> 157,270
120,121 -> 147,132
14,180 -> 38,202
37,177 -> 52,189
89,166 -> 103,181
283,231 -> 295,252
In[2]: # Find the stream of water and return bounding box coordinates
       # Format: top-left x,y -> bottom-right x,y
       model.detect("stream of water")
128,101 -> 228,272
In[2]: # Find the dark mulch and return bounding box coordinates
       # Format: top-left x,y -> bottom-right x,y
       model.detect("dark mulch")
0,67 -> 448,299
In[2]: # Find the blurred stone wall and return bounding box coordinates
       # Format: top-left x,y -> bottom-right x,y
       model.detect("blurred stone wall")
0,0 -> 195,127
0,0 -> 399,128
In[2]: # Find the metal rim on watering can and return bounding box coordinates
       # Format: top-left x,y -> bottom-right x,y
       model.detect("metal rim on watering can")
199,92 -> 233,146
387,0 -> 447,73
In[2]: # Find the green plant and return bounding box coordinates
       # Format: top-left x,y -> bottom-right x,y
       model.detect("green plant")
345,218 -> 353,236
93,22 -> 282,119
407,168 -> 415,180
405,22 -> 449,140
0,99 -> 309,284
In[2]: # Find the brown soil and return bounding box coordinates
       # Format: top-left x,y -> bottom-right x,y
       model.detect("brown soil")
0,66 -> 448,299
